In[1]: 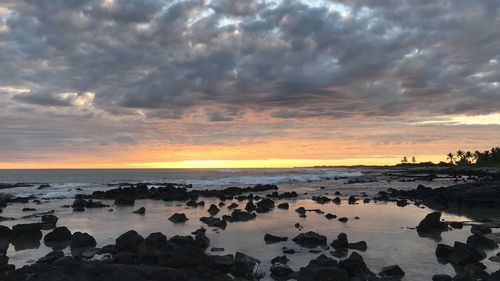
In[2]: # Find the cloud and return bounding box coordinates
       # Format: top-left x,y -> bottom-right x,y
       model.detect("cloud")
0,0 -> 499,163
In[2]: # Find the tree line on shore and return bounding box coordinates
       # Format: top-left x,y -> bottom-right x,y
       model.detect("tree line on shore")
399,146 -> 500,167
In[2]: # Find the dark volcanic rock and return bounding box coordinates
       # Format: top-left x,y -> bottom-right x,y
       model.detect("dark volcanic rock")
449,241 -> 486,265
435,244 -> 454,260
338,217 -> 348,223
264,234 -> 288,244
277,203 -> 289,209
12,223 -> 42,241
256,198 -> 275,213
379,265 -> 405,278
44,227 -> 72,244
70,232 -> 96,249
207,204 -> 220,216
471,225 -> 492,235
466,234 -> 498,250
41,214 -> 58,225
416,212 -> 448,233
271,255 -> 290,264
348,241 -> 367,251
339,252 -> 373,278
115,230 -> 144,252
331,233 -> 349,249
227,210 -> 256,222
293,231 -> 327,248
37,251 -> 64,264
325,213 -> 337,219
133,207 -> 145,214
200,217 -> 227,229
432,274 -> 452,281
208,254 -> 235,272
114,197 -> 135,206
169,213 -> 189,223
231,251 -> 261,279
298,254 -> 349,281
270,262 -> 293,280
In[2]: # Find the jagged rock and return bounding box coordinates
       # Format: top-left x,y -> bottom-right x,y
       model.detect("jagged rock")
70,232 -> 96,249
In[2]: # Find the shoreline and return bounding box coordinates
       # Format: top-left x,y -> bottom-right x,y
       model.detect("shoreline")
0,167 -> 499,280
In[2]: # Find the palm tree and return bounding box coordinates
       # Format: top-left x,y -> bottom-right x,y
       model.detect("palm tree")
447,153 -> 455,164
401,156 -> 408,164
456,150 -> 465,161
465,151 -> 473,164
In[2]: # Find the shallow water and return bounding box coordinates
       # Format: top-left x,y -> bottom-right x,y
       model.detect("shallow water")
2,196 -> 498,280
1,170 -> 498,280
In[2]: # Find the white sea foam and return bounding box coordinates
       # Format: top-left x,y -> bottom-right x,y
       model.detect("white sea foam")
2,169 -> 363,199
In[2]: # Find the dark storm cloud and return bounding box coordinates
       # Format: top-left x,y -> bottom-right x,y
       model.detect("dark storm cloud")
2,0 -> 499,118
0,0 -> 499,162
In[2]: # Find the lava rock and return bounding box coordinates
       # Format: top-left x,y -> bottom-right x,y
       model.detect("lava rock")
466,234 -> 498,250
70,232 -> 96,249
115,230 -> 144,252
169,213 -> 189,223
293,231 -> 327,248
264,234 -> 288,244
379,265 -> 405,278
432,274 -> 452,281
325,213 -> 337,220
416,212 -> 448,233
207,204 -> 220,216
277,203 -> 289,209
231,251 -> 261,279
133,207 -> 145,214
200,217 -> 227,229
44,226 -> 72,243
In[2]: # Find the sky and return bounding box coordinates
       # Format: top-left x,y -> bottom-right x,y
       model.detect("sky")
0,0 -> 499,168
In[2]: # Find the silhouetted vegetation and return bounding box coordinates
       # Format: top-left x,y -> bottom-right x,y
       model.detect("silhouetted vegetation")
446,147 -> 500,167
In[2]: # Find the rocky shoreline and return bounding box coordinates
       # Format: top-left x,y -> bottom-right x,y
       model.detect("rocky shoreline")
0,168 -> 499,280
